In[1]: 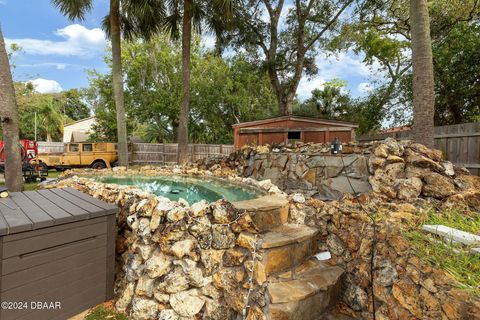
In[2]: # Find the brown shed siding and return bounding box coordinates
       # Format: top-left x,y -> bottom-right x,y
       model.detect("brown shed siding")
0,188 -> 117,320
233,116 -> 358,148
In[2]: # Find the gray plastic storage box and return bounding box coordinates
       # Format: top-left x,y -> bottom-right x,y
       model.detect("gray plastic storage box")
0,187 -> 117,320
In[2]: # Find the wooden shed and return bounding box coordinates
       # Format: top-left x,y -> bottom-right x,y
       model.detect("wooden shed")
232,116 -> 358,149
0,188 -> 117,320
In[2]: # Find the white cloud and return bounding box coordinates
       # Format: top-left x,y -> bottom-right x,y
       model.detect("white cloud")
28,78 -> 63,93
315,51 -> 377,79
357,82 -> 373,94
5,24 -> 106,57
297,77 -> 326,100
18,62 -> 69,70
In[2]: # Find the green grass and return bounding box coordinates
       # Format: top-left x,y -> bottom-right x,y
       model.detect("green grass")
0,170 -> 60,191
85,306 -> 129,320
405,208 -> 480,296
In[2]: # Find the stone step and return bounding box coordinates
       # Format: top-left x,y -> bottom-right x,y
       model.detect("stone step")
259,224 -> 319,276
266,259 -> 345,320
232,195 -> 289,232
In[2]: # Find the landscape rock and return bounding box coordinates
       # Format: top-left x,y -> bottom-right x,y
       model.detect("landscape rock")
170,289 -> 205,318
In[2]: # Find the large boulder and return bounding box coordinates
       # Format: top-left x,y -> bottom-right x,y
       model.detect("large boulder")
422,172 -> 457,199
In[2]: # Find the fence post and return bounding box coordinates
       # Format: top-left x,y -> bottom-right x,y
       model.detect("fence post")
162,143 -> 165,164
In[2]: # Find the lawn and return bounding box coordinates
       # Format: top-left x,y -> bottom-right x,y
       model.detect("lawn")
405,208 -> 480,296
0,170 -> 60,191
85,306 -> 129,320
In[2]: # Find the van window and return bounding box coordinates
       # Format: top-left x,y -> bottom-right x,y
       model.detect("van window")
83,144 -> 93,152
69,144 -> 79,152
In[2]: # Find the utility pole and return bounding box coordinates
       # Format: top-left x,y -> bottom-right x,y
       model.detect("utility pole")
34,111 -> 37,141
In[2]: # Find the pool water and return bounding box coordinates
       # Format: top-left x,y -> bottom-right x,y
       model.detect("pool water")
93,175 -> 263,204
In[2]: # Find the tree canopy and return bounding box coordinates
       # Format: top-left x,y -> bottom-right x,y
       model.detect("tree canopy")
87,36 -> 277,144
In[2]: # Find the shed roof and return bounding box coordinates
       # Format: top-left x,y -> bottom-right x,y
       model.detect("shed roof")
232,115 -> 358,128
0,188 -> 117,235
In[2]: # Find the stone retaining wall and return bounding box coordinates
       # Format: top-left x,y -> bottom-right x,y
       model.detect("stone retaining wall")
53,139 -> 480,320
52,168 -> 287,320
197,142 -> 373,200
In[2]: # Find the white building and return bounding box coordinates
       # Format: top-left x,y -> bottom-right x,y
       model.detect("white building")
62,116 -> 96,143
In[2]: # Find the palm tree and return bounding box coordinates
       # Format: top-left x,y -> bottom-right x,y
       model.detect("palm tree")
410,0 -> 435,147
163,0 -> 233,164
0,27 -> 24,191
52,0 -> 164,166
37,96 -> 64,142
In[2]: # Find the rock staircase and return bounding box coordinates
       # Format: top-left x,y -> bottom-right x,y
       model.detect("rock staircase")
232,195 -> 344,320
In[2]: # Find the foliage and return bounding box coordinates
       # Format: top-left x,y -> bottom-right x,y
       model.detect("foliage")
87,36 -> 277,144
11,83 -> 90,141
85,70 -> 135,142
62,88 -> 91,122
85,305 -> 129,320
227,0 -> 370,114
405,207 -> 480,296
340,0 -> 480,128
15,83 -> 61,141
294,79 -> 351,119
432,22 -> 480,125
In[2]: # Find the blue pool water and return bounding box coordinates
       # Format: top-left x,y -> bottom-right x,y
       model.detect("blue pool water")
93,175 -> 263,204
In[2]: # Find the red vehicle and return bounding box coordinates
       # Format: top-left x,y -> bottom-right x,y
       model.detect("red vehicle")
0,139 -> 38,162
0,139 -> 47,182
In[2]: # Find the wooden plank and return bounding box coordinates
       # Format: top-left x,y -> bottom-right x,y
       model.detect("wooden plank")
105,214 -> 116,300
456,163 -> 480,169
8,192 -> 55,230
2,216 -> 106,242
2,270 -> 105,320
240,127 -> 352,134
37,189 -> 89,220
2,255 -> 105,301
0,205 -> 9,236
0,237 -> 3,310
22,191 -> 73,224
434,132 -> 480,138
0,197 -> 33,234
62,187 -> 117,213
2,234 -> 107,275
48,188 -> 104,217
2,221 -> 107,258
2,245 -> 106,291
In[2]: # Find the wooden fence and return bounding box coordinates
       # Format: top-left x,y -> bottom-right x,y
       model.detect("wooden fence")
129,143 -> 234,165
37,142 -> 65,154
358,122 -> 480,175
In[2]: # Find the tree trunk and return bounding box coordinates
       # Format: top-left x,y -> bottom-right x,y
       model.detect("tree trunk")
177,0 -> 193,164
0,28 -> 23,191
410,0 -> 435,147
110,0 -> 129,166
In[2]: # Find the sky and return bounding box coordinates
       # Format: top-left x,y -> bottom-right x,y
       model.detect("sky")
0,0 -> 377,100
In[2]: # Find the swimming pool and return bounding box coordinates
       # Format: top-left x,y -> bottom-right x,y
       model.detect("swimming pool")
93,175 -> 264,204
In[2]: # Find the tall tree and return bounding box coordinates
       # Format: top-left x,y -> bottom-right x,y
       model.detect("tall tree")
410,0 -> 435,147
109,0 -> 129,166
0,27 -> 23,191
52,0 -> 164,166
231,0 -> 361,115
37,96 -> 64,142
86,36 -> 277,143
178,0 -> 194,164
163,0 -> 233,164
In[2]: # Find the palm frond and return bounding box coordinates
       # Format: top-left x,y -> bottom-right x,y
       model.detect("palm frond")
103,0 -> 166,41
51,0 -> 93,20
